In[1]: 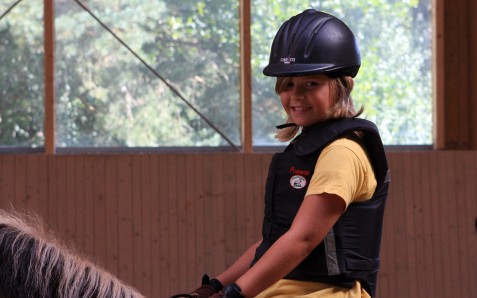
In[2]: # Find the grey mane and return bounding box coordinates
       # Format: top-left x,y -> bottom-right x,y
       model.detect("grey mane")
0,209 -> 144,298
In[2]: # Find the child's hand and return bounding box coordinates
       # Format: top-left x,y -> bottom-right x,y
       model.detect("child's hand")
170,274 -> 223,298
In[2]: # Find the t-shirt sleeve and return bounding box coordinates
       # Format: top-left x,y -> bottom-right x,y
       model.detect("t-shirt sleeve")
304,138 -> 377,208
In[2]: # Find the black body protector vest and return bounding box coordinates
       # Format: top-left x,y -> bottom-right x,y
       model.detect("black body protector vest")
251,118 -> 390,297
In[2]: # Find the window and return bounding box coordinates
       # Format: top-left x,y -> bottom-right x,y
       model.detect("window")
251,0 -> 432,145
0,0 -> 44,148
55,0 -> 241,148
0,0 -> 432,151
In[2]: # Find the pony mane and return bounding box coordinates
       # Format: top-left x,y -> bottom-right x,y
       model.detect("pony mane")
0,209 -> 144,298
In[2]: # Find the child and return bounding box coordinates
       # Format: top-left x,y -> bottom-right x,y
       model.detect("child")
172,8 -> 389,298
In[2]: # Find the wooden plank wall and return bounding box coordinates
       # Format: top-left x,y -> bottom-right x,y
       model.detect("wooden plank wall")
0,152 -> 476,297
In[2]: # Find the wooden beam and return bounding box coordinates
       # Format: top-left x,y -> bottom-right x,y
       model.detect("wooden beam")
240,0 -> 253,153
470,0 -> 477,149
433,0 -> 445,149
438,0 -> 471,149
44,0 -> 55,154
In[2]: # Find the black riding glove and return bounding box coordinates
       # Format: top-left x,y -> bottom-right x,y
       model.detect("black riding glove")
170,274 -> 223,298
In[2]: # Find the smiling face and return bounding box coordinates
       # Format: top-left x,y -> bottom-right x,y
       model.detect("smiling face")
278,74 -> 334,127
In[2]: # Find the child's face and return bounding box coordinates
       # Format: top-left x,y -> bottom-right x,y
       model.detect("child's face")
279,74 -> 333,127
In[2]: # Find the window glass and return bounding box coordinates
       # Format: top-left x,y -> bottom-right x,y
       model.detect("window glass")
252,0 -> 432,145
55,0 -> 240,148
0,0 -> 44,148
0,0 -> 433,150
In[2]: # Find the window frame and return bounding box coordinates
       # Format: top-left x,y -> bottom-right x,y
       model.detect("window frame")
36,0 -> 440,154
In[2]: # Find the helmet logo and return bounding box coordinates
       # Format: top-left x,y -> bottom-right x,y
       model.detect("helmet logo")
280,57 -> 295,65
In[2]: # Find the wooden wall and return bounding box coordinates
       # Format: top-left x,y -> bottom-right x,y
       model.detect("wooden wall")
0,152 -> 476,297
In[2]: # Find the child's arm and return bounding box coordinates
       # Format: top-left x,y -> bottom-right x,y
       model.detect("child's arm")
215,239 -> 262,286
234,193 -> 345,297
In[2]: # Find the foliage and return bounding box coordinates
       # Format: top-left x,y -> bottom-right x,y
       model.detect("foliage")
54,0 -> 240,147
251,0 -> 432,145
0,1 -> 44,147
0,0 -> 432,148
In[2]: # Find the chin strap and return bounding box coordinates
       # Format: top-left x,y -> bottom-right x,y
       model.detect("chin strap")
276,123 -> 297,129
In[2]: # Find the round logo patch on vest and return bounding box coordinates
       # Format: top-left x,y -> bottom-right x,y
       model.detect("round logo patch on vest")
290,175 -> 307,189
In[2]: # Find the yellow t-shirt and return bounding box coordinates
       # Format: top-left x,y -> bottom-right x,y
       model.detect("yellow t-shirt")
305,137 -> 377,207
256,138 -> 377,298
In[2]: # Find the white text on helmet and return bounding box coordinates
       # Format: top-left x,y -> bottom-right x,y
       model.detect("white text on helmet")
280,57 -> 296,64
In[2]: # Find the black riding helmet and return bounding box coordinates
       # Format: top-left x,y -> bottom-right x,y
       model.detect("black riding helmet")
263,9 -> 361,78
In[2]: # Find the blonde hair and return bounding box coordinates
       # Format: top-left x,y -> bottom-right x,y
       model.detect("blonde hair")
275,76 -> 363,142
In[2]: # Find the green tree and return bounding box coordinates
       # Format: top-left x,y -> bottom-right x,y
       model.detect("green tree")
0,0 -> 432,148
53,0 -> 241,147
251,0 -> 432,145
0,2 -> 44,147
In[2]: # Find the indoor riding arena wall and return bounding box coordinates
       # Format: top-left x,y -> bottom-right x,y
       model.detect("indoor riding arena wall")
0,152 -> 476,297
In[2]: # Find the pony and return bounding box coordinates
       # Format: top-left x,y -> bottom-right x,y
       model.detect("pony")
0,208 -> 144,298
